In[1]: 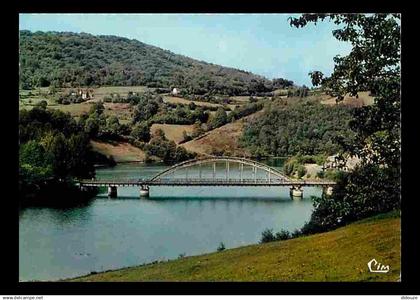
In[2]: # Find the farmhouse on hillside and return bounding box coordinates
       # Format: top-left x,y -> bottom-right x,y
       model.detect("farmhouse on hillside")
171,87 -> 180,96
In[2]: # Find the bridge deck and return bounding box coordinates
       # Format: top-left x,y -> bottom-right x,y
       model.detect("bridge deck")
79,179 -> 336,187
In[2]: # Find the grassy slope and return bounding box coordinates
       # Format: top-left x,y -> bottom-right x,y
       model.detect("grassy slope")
68,212 -> 400,282
320,91 -> 374,107
182,110 -> 263,156
90,140 -> 146,162
151,124 -> 195,144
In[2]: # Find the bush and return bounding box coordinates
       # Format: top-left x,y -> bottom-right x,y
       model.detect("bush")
260,229 -> 276,243
296,165 -> 306,178
131,122 -> 151,142
217,242 -> 226,252
301,163 -> 400,235
275,230 -> 291,241
260,228 -> 296,243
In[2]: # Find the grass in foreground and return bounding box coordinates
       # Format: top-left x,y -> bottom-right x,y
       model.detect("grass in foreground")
67,211 -> 400,282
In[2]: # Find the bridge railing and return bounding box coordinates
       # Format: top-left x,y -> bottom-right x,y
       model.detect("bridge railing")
79,178 -> 336,186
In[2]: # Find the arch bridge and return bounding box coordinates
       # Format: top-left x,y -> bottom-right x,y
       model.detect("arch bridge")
79,156 -> 336,198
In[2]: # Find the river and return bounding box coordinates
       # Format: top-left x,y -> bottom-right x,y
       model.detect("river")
19,159 -> 320,281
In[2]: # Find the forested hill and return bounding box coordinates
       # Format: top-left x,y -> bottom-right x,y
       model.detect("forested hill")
19,30 -> 293,95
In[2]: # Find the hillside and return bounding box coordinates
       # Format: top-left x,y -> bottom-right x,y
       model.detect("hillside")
67,212 -> 400,282
182,110 -> 263,156
19,31 -> 292,95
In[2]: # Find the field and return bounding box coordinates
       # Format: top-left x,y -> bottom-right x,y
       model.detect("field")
90,140 -> 146,162
182,110 -> 263,156
85,86 -> 150,101
162,95 -> 237,110
150,124 -> 195,144
68,211 -> 400,282
102,103 -> 133,124
320,91 -> 374,107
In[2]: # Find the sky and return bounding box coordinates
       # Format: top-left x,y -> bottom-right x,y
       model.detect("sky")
19,14 -> 352,87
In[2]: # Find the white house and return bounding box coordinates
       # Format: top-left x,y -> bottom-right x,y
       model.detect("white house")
172,88 -> 179,96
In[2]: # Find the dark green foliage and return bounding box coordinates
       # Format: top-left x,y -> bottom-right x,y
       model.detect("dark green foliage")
260,228 -> 294,244
217,242 -> 226,252
19,107 -> 97,203
182,130 -> 192,143
19,30 -> 275,95
301,164 -> 400,234
132,93 -> 161,123
296,165 -> 306,178
275,230 -> 291,241
144,132 -> 195,163
272,78 -> 294,89
260,229 -> 276,243
77,101 -> 127,141
209,107 -> 228,129
241,100 -> 354,156
35,100 -> 48,109
57,93 -> 83,104
290,14 -> 400,233
131,122 -> 151,142
229,101 -> 264,121
153,105 -> 209,125
100,116 -> 129,140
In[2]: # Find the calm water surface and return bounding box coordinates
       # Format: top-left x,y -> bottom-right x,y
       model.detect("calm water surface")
19,160 -> 320,281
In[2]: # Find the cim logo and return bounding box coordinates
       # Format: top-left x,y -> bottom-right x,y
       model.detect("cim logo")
367,258 -> 390,273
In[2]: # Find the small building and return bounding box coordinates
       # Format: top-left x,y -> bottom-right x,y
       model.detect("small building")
171,88 -> 179,96
82,90 -> 89,100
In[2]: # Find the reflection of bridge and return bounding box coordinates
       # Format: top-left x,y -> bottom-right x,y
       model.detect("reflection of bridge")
78,156 -> 336,198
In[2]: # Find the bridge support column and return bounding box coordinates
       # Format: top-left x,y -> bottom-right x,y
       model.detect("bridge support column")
108,186 -> 118,198
140,185 -> 149,198
323,186 -> 334,196
290,186 -> 303,198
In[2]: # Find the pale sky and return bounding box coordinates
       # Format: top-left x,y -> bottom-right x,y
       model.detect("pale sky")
19,13 -> 353,87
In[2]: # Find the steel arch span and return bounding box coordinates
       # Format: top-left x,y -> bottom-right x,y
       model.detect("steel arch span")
150,156 -> 291,182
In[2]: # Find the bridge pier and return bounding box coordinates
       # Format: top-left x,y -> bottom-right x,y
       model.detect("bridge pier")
108,186 -> 118,198
290,186 -> 303,198
140,185 -> 149,198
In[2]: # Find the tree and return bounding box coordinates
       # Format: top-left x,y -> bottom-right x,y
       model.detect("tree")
89,101 -> 105,116
133,100 -> 159,123
131,122 -> 151,142
35,100 -> 48,110
290,13 -> 401,232
210,107 -> 228,129
290,14 -> 400,168
84,116 -> 100,138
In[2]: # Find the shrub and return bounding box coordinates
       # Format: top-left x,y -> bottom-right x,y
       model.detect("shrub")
300,163 -> 400,235
275,230 -> 291,241
260,229 -> 276,243
217,242 -> 226,252
296,165 -> 306,178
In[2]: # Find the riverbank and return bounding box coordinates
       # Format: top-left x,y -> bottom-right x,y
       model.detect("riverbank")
67,211 -> 400,282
